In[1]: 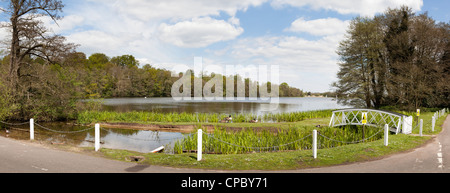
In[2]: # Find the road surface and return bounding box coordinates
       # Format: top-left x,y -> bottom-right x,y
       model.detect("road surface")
0,116 -> 449,173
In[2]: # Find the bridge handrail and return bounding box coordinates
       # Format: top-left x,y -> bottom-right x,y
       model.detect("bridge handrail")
332,108 -> 407,117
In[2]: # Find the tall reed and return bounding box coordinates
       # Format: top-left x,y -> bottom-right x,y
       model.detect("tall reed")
172,125 -> 383,154
77,109 -> 335,124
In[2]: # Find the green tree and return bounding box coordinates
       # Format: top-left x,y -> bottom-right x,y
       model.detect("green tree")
87,53 -> 110,69
111,55 -> 139,68
334,6 -> 449,110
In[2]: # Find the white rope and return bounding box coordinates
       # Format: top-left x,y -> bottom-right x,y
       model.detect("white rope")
0,120 -> 30,126
205,133 -> 312,150
318,128 -> 384,144
100,127 -> 189,142
34,123 -> 95,134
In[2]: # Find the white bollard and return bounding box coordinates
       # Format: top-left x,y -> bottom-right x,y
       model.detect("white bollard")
419,119 -> 423,137
30,118 -> 34,140
313,130 -> 317,159
432,116 -> 436,132
197,129 -> 202,161
95,124 -> 100,151
384,124 -> 389,146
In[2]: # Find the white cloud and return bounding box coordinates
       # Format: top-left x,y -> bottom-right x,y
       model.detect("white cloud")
66,30 -> 126,54
106,0 -> 267,21
228,35 -> 342,91
158,17 -> 244,48
43,15 -> 85,34
286,17 -> 350,36
271,0 -> 423,17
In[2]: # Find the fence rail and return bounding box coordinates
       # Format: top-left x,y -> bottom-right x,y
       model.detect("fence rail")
1,107 -> 448,159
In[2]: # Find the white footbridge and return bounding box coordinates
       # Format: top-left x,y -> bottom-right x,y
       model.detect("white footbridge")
329,109 -> 413,134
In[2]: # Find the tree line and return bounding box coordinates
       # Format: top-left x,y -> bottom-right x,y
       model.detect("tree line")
333,6 -> 449,111
0,0 -> 303,121
0,51 -> 304,121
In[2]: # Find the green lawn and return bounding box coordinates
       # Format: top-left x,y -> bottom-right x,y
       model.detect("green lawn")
98,134 -> 431,170
93,110 -> 447,171
69,108 -> 445,170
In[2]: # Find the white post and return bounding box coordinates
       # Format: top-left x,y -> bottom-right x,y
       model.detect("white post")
329,113 -> 335,127
30,118 -> 34,140
384,124 -> 389,146
197,129 -> 202,161
432,116 -> 436,132
95,124 -> 100,151
419,119 -> 423,137
313,130 -> 317,159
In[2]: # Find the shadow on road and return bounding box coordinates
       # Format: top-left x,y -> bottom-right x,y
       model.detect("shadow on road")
124,164 -> 151,172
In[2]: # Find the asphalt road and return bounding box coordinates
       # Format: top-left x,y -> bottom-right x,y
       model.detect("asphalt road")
1,116 -> 449,173
0,136 -> 212,173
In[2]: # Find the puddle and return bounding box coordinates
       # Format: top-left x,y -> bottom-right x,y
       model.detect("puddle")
0,122 -> 185,153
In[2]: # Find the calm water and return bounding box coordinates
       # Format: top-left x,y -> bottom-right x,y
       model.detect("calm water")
1,97 -> 351,153
1,122 -> 185,153
101,97 -> 350,114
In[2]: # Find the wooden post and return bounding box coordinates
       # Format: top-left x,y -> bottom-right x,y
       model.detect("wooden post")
432,116 -> 436,132
95,124 -> 100,151
362,125 -> 365,142
313,130 -> 317,159
197,129 -> 202,161
419,119 -> 423,137
30,118 -> 34,140
384,124 -> 389,146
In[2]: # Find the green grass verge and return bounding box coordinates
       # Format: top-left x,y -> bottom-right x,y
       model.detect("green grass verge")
85,110 -> 447,170
98,134 -> 431,171
76,110 -> 334,124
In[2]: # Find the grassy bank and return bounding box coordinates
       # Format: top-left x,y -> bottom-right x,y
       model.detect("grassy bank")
76,110 -> 333,124
79,109 -> 447,170
173,125 -> 383,154
99,134 -> 431,170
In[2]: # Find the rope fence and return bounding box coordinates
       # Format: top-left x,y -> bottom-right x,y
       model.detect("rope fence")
206,133 -> 313,151
100,127 -> 189,142
0,108 -> 448,158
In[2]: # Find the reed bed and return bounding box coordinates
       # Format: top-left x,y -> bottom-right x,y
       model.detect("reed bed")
172,125 -> 384,154
262,110 -> 333,122
77,109 -> 335,124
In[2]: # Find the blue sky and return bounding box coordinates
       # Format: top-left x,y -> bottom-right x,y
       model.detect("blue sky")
1,0 -> 448,92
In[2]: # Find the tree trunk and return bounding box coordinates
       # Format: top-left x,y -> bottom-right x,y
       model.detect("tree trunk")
8,5 -> 21,92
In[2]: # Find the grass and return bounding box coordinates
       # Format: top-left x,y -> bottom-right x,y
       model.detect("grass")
79,108 -> 447,170
99,134 -> 431,170
76,109 -> 335,124
172,125 -> 383,154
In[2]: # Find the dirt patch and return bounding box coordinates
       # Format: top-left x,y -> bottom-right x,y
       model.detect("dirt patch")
97,122 -> 200,133
95,122 -> 281,134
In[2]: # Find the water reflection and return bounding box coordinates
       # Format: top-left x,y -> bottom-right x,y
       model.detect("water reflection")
101,97 -> 349,115
1,97 -> 351,153
0,122 -> 184,153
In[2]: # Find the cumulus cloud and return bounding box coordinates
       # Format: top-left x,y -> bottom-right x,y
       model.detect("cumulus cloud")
158,17 -> 244,48
104,0 -> 267,21
66,30 -> 126,54
231,36 -> 339,72
271,0 -> 423,17
228,35 -> 342,91
42,15 -> 85,34
285,17 -> 350,36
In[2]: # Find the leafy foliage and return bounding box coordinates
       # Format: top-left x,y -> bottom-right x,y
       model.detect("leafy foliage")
334,6 -> 449,110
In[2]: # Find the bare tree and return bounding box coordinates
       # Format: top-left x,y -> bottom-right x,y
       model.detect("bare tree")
0,0 -> 78,120
1,0 -> 76,90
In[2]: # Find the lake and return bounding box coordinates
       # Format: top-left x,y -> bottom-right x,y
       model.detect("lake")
1,97 -> 351,153
101,97 -> 350,115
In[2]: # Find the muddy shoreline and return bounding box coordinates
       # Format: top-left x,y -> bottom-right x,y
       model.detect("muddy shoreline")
93,122 -> 280,134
